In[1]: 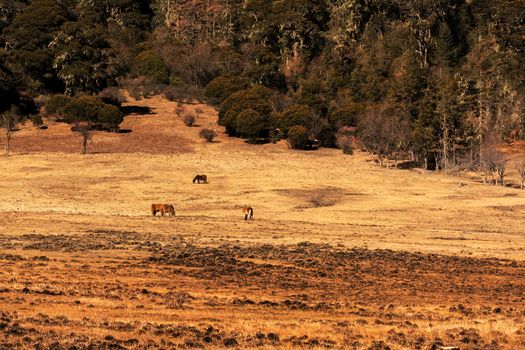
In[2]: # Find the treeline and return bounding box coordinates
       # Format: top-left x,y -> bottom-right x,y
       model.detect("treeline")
0,0 -> 524,169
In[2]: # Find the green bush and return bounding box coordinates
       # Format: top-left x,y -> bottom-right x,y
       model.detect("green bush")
97,104 -> 123,131
329,102 -> 364,128
31,114 -> 43,127
218,85 -> 273,136
205,75 -> 250,105
46,95 -> 73,117
134,50 -> 170,84
62,95 -> 105,124
235,108 -> 268,140
274,104 -> 317,136
287,125 -> 311,150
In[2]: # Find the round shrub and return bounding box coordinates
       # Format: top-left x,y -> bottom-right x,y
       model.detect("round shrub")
97,104 -> 123,131
134,50 -> 170,84
218,85 -> 273,136
205,75 -> 250,105
235,108 -> 268,140
199,128 -> 217,142
287,125 -> 311,150
329,102 -> 364,128
275,104 -> 317,136
62,95 -> 105,124
183,113 -> 196,127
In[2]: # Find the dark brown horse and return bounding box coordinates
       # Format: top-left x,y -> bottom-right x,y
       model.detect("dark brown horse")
193,175 -> 208,184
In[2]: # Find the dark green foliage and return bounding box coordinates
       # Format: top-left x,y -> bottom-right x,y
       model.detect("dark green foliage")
329,103 -> 364,128
205,75 -> 250,105
134,50 -> 170,84
31,114 -> 43,127
218,85 -> 273,136
49,95 -> 122,131
287,125 -> 311,150
97,104 -> 123,131
274,104 -> 317,136
235,108 -> 268,140
46,95 -> 73,117
0,0 -> 523,158
3,0 -> 67,87
0,64 -> 16,112
62,95 -> 105,124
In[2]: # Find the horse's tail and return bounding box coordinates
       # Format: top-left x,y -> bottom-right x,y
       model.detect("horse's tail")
249,207 -> 253,219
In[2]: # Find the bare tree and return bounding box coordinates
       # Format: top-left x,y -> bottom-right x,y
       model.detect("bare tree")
517,160 -> 525,190
470,134 -> 507,185
1,106 -> 20,156
358,102 -> 410,168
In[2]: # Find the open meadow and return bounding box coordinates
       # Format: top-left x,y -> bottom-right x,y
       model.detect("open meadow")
0,97 -> 524,349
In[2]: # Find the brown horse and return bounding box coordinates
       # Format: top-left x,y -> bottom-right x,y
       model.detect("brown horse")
151,203 -> 175,217
193,175 -> 208,184
242,206 -> 253,220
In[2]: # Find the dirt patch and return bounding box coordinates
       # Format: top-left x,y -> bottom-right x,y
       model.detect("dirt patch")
150,242 -> 525,306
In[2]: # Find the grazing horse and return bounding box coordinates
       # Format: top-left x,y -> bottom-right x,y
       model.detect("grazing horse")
242,206 -> 253,220
193,175 -> 208,184
151,203 -> 175,217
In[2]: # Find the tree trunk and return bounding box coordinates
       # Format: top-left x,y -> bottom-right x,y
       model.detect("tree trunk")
5,131 -> 10,156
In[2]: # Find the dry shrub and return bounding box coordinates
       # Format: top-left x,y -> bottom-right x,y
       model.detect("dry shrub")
98,87 -> 126,107
336,127 -> 356,155
199,128 -> 217,142
175,107 -> 184,118
183,113 -> 196,127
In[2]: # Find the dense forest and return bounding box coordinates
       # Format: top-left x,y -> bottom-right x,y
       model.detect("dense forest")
0,0 -> 524,170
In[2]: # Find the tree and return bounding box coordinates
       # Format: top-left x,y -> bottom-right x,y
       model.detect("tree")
205,75 -> 250,105
358,102 -> 410,168
3,0 -> 67,90
134,50 -> 170,84
62,95 -> 105,124
287,125 -> 311,150
46,95 -> 73,117
517,160 -> 525,190
97,104 -> 123,131
273,104 -> 318,136
1,106 -> 19,156
329,102 -> 364,129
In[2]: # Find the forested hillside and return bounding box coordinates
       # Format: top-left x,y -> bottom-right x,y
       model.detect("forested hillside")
0,0 -> 524,169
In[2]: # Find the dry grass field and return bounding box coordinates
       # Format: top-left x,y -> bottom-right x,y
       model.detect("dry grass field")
0,96 -> 524,349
